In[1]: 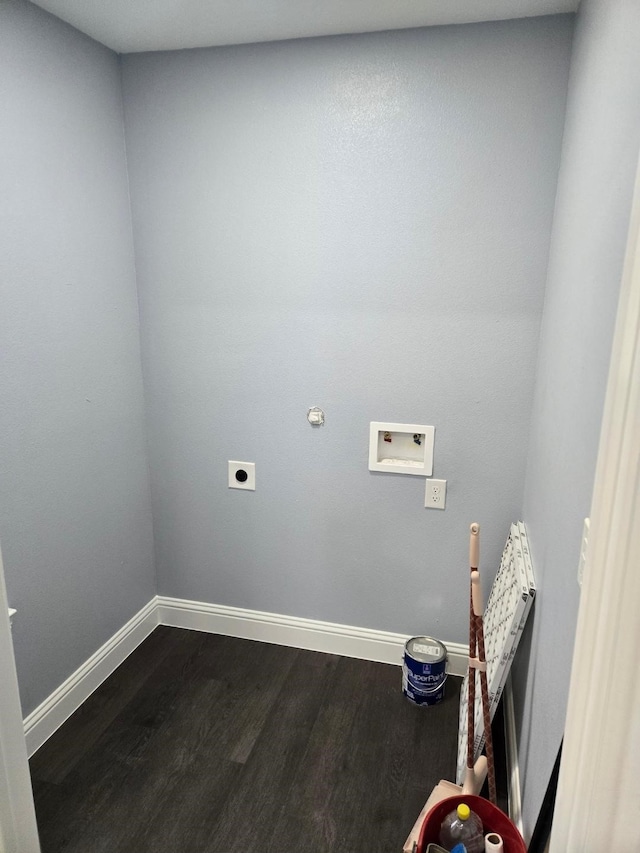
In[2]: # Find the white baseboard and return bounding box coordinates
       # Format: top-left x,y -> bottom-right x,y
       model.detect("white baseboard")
24,596 -> 467,756
504,675 -> 523,834
157,596 -> 469,675
23,598 -> 158,757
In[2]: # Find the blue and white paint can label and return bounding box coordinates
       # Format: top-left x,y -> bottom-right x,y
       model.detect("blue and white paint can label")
402,636 -> 448,706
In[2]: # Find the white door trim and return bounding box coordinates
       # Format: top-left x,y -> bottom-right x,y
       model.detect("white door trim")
550,152 -> 640,849
0,546 -> 41,853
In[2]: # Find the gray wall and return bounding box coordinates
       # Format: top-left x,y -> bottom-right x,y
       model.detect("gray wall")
0,0 -> 156,715
514,0 -> 640,839
121,17 -> 572,641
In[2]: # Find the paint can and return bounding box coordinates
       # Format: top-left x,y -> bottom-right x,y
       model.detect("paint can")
402,636 -> 447,706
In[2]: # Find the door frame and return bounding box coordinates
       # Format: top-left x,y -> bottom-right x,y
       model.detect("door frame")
550,152 -> 640,848
0,544 -> 40,852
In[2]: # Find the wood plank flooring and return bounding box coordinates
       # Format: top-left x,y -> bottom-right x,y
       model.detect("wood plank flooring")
30,626 -> 461,853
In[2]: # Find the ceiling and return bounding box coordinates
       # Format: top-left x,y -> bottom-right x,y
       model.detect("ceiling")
30,0 -> 578,54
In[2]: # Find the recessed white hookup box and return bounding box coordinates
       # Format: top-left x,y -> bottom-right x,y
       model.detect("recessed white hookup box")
368,422 -> 435,476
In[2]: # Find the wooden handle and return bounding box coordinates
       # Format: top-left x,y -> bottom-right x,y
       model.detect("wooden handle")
471,571 -> 483,617
469,523 -> 480,569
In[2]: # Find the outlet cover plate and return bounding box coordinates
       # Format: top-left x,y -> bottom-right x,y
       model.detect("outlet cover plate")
425,479 -> 446,509
228,461 -> 256,491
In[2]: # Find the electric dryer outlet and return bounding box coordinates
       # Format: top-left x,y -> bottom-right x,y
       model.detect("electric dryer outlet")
228,461 -> 256,491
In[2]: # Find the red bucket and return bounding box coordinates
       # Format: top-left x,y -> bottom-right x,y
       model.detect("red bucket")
417,795 -> 526,853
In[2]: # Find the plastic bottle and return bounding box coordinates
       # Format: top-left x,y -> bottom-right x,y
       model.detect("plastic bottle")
439,802 -> 484,853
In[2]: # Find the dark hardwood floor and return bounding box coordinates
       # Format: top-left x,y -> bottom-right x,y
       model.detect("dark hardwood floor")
30,626 -> 462,853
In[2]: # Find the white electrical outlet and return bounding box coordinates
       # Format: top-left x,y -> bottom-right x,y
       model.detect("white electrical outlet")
228,461 -> 255,491
425,479 -> 446,510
